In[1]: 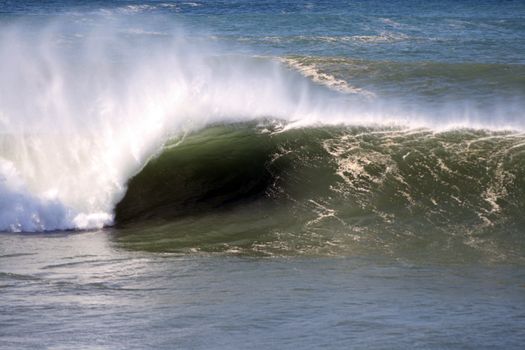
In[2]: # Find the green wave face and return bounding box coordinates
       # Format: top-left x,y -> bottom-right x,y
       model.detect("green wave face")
113,122 -> 525,262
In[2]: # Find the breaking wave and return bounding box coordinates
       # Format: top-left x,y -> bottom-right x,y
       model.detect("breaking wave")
0,14 -> 524,237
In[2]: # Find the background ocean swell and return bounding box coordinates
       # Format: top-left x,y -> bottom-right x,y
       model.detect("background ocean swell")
0,2 -> 523,251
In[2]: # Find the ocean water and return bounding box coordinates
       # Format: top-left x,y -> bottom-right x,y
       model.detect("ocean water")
1,0 -> 525,348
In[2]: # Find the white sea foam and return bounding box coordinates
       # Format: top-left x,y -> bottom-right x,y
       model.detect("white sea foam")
254,33 -> 410,44
116,3 -> 181,14
348,32 -> 410,43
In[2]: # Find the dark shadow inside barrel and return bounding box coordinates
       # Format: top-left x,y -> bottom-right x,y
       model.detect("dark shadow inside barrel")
114,125 -> 278,225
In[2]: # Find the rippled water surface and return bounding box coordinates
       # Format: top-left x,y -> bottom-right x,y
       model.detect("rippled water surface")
2,232 -> 525,349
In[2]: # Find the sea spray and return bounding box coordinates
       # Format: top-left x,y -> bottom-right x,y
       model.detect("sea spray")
0,16 -> 328,231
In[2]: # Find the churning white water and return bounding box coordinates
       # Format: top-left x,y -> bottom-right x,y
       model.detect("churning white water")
0,16 -> 327,231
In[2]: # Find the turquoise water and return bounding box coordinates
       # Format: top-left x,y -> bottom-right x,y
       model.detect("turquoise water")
1,0 -> 525,348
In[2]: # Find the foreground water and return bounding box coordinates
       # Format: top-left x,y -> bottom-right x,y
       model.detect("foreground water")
2,232 -> 524,350
1,0 -> 525,348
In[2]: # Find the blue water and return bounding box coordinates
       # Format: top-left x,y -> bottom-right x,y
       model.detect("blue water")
1,0 -> 525,349
3,0 -> 524,63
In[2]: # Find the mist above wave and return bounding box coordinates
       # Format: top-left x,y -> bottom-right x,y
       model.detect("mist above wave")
0,15 -> 331,232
